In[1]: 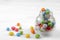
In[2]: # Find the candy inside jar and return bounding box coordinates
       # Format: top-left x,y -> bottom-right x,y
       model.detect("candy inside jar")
35,8 -> 55,36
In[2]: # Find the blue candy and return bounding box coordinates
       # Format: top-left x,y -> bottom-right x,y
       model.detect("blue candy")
16,33 -> 20,37
42,12 -> 46,16
6,27 -> 10,31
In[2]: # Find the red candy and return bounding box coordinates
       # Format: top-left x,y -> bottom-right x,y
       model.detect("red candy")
11,26 -> 16,30
46,26 -> 51,31
11,26 -> 19,32
38,24 -> 43,28
15,28 -> 19,32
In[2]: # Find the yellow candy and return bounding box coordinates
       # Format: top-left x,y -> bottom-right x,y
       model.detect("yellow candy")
9,32 -> 14,36
30,26 -> 34,29
25,34 -> 30,38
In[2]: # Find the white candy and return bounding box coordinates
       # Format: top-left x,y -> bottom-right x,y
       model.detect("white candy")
43,24 -> 47,29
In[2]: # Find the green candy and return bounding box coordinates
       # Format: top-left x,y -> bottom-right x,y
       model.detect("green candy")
45,10 -> 50,14
41,20 -> 45,24
48,21 -> 54,28
20,31 -> 23,35
48,22 -> 52,26
35,34 -> 40,38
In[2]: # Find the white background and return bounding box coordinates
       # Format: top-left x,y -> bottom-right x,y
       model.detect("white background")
0,0 -> 60,40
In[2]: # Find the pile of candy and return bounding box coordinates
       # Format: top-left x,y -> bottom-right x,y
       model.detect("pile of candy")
36,8 -> 55,32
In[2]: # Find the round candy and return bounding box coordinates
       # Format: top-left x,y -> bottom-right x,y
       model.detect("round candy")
11,26 -> 16,30
41,20 -> 45,24
45,10 -> 50,14
31,29 -> 35,34
16,33 -> 20,37
15,28 -> 19,32
41,8 -> 45,12
25,34 -> 30,38
35,34 -> 40,38
9,31 -> 14,36
46,26 -> 51,31
20,31 -> 23,35
48,22 -> 52,26
17,23 -> 20,26
6,27 -> 10,31
43,24 -> 47,29
46,9 -> 50,12
38,23 -> 43,28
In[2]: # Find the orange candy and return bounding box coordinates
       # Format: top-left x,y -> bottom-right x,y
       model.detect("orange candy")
40,24 -> 43,28
17,23 -> 20,26
31,29 -> 35,34
38,24 -> 43,28
41,8 -> 45,12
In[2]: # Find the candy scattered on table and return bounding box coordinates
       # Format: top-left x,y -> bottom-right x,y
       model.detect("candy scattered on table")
20,31 -> 23,35
6,27 -> 10,31
15,28 -> 19,32
11,26 -> 16,30
30,26 -> 35,34
35,34 -> 40,38
17,23 -> 21,26
7,23 -> 23,37
9,31 -> 14,36
25,34 -> 30,38
16,33 -> 20,37
30,29 -> 35,34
